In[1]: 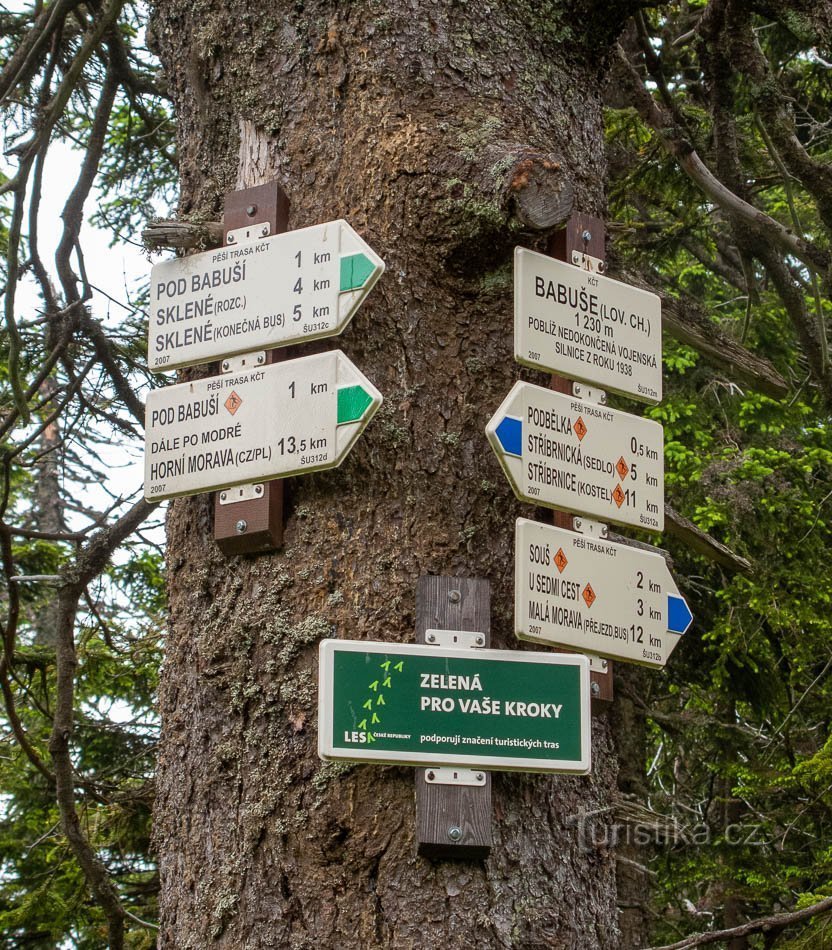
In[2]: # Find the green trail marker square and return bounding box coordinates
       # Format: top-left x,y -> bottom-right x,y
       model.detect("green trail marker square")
318,640 -> 591,774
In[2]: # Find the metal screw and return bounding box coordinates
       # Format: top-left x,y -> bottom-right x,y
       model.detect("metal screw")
255,485 -> 263,495
260,225 -> 269,237
581,229 -> 592,243
427,633 -> 436,643
227,233 -> 236,243
600,392 -> 607,405
591,681 -> 600,697
427,771 -> 435,781
246,204 -> 257,217
220,492 -> 227,502
222,360 -> 230,371
476,773 -> 484,782
601,525 -> 608,538
575,519 -> 583,530
447,826 -> 462,842
256,354 -> 265,364
236,520 -> 248,534
448,589 -> 461,604
475,634 -> 484,646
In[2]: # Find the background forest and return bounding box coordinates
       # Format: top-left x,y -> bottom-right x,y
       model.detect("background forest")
1,0 -> 831,947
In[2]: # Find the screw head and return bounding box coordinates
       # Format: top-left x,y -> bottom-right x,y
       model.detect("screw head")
475,634 -> 484,646
227,233 -> 236,243
591,681 -> 600,697
220,492 -> 227,502
255,485 -> 263,495
427,633 -> 436,643
246,204 -> 257,217
447,826 -> 463,842
426,770 -> 436,781
256,354 -> 265,364
476,773 -> 484,782
222,360 -> 230,371
235,519 -> 248,534
448,589 -> 461,604
600,392 -> 607,405
581,229 -> 592,243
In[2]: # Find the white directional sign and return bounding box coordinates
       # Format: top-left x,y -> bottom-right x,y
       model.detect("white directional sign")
144,350 -> 381,501
486,381 -> 664,532
515,519 -> 692,668
148,220 -> 384,372
514,248 -> 662,403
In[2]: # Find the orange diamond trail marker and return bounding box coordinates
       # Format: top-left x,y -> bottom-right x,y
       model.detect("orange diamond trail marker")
225,391 -> 243,415
616,456 -> 629,480
554,548 -> 568,573
612,484 -> 625,508
582,583 -> 596,608
574,417 -> 588,441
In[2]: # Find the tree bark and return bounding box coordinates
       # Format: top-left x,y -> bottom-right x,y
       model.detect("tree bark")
149,2 -> 634,946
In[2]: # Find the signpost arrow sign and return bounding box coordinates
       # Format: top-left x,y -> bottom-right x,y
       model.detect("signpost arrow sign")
144,349 -> 381,501
515,518 -> 692,668
148,219 -> 384,372
486,380 -> 665,532
318,639 -> 590,774
514,247 -> 662,403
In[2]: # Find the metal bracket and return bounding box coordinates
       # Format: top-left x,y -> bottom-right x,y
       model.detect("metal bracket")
218,483 -> 265,506
572,382 -> 606,405
571,249 -> 606,274
424,629 -> 486,649
227,222 -> 271,245
425,767 -> 487,787
220,351 -> 266,374
572,517 -> 608,539
589,654 -> 609,673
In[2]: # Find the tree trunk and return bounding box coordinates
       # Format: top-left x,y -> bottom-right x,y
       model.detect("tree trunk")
149,3 -> 633,946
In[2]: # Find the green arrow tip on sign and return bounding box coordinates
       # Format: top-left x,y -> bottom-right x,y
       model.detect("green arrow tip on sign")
376,694 -> 385,706
340,253 -> 376,292
363,699 -> 372,710
337,385 -> 373,424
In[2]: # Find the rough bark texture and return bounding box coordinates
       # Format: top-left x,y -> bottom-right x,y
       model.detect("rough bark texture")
149,2 -> 636,946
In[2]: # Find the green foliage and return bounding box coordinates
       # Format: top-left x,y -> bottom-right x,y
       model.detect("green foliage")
607,6 -> 832,944
0,0 -> 174,944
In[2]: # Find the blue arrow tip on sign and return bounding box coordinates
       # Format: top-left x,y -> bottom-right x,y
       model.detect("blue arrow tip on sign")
495,416 -> 522,457
667,594 -> 693,634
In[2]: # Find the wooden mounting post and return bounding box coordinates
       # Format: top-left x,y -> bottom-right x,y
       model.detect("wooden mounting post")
214,182 -> 289,555
548,213 -> 614,705
415,576 -> 492,860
